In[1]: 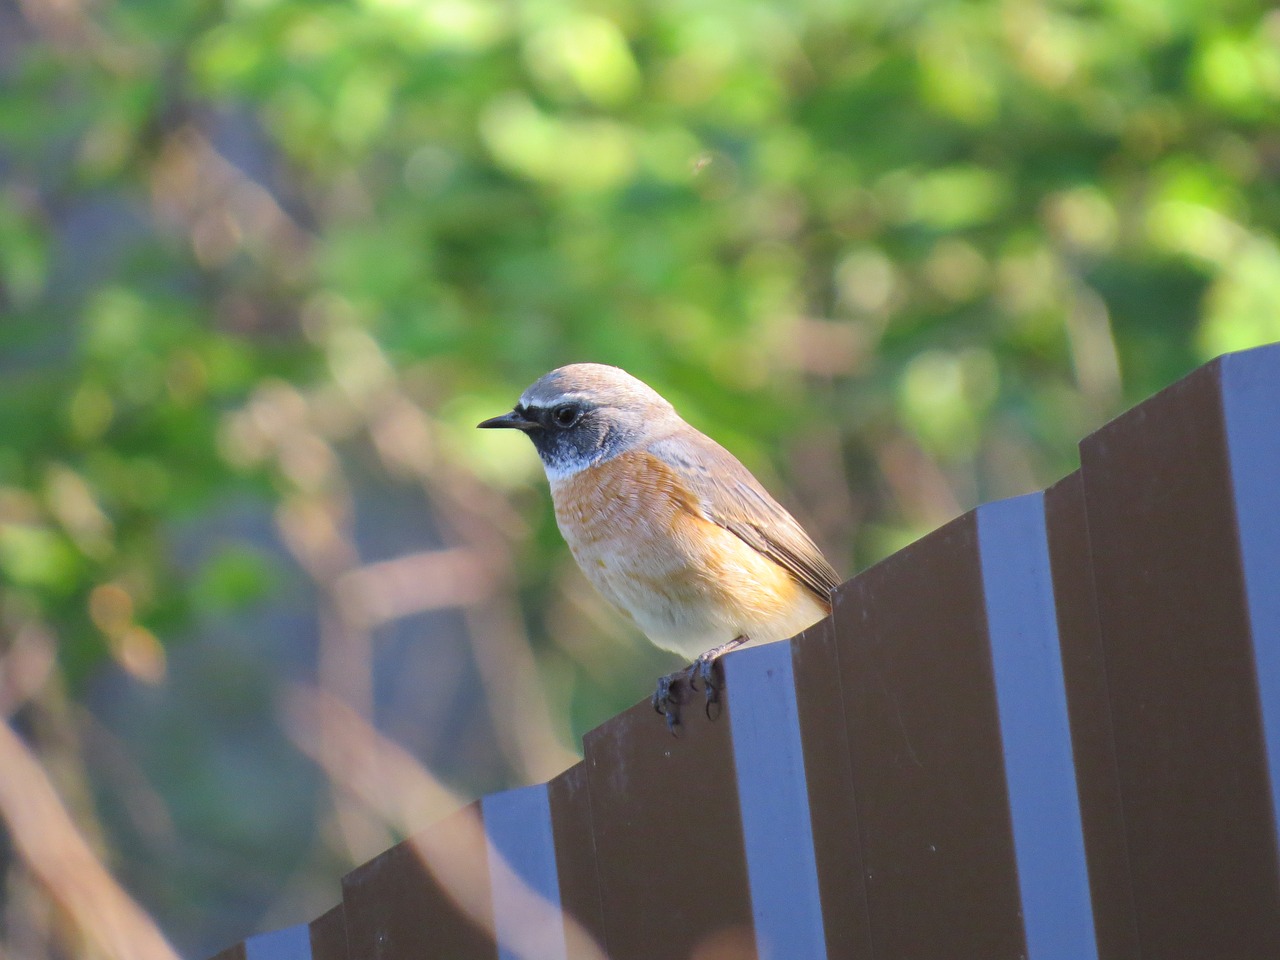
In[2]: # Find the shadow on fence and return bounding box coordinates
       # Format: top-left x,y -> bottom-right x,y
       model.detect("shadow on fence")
210,342 -> 1280,960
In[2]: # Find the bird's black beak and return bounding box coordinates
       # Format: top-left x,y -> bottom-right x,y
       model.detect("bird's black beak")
477,409 -> 538,431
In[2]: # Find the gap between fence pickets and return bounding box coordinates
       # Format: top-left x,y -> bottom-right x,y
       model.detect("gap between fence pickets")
723,640 -> 828,960
978,492 -> 1098,960
1219,347 -> 1280,861
243,923 -> 311,960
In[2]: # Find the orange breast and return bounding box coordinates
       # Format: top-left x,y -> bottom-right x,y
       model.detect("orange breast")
548,451 -> 827,657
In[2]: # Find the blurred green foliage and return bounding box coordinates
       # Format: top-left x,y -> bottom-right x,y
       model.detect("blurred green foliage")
2,0 -> 1280,953
4,0 -> 1277,673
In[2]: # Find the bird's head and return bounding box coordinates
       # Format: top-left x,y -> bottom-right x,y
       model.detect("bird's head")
478,363 -> 678,479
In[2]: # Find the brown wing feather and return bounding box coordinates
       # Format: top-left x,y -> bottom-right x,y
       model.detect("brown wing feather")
649,432 -> 842,603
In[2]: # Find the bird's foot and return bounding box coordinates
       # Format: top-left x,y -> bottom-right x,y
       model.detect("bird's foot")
651,664 -> 697,734
692,636 -> 746,714
651,636 -> 747,733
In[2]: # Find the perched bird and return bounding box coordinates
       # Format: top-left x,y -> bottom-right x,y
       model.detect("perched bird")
478,363 -> 841,729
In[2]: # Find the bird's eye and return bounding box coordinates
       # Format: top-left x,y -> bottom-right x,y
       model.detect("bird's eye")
551,404 -> 583,429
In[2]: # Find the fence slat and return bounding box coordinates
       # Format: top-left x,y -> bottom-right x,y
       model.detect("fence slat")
790,617 -> 873,959
545,763 -> 607,959
832,513 -> 1028,958
244,925 -> 312,960
307,905 -> 347,960
724,640 -> 828,960
481,784 -> 567,960
1080,343 -> 1280,959
1220,347 -> 1280,845
340,803 -> 495,960
977,492 -> 1097,960
1044,472 -> 1141,960
582,695 -> 753,960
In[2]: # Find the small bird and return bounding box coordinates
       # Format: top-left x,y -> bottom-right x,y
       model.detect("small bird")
478,363 -> 841,729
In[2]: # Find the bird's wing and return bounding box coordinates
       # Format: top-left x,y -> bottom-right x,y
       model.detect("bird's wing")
649,432 -> 842,603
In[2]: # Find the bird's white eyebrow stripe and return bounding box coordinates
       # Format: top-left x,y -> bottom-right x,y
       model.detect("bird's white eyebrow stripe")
519,392 -> 591,409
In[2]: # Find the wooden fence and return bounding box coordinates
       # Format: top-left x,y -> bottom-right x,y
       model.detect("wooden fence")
209,342 -> 1280,960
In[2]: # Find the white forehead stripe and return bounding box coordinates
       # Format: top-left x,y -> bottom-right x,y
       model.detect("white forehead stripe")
519,391 -> 591,409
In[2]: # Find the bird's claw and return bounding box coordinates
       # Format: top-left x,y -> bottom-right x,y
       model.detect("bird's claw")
651,640 -> 744,732
694,656 -> 723,717
651,662 -> 701,733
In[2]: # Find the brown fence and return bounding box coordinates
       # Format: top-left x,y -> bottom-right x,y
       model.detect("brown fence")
208,342 -> 1280,960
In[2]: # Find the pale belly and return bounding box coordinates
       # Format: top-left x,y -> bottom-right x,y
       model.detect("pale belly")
549,454 -> 829,660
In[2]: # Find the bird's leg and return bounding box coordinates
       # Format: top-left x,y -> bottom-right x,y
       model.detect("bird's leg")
651,664 -> 698,733
692,635 -> 747,712
652,636 -> 748,732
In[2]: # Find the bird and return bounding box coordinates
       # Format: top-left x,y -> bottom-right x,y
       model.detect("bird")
478,363 -> 841,730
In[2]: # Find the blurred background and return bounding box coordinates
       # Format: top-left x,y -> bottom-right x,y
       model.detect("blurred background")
2,0 -> 1280,955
